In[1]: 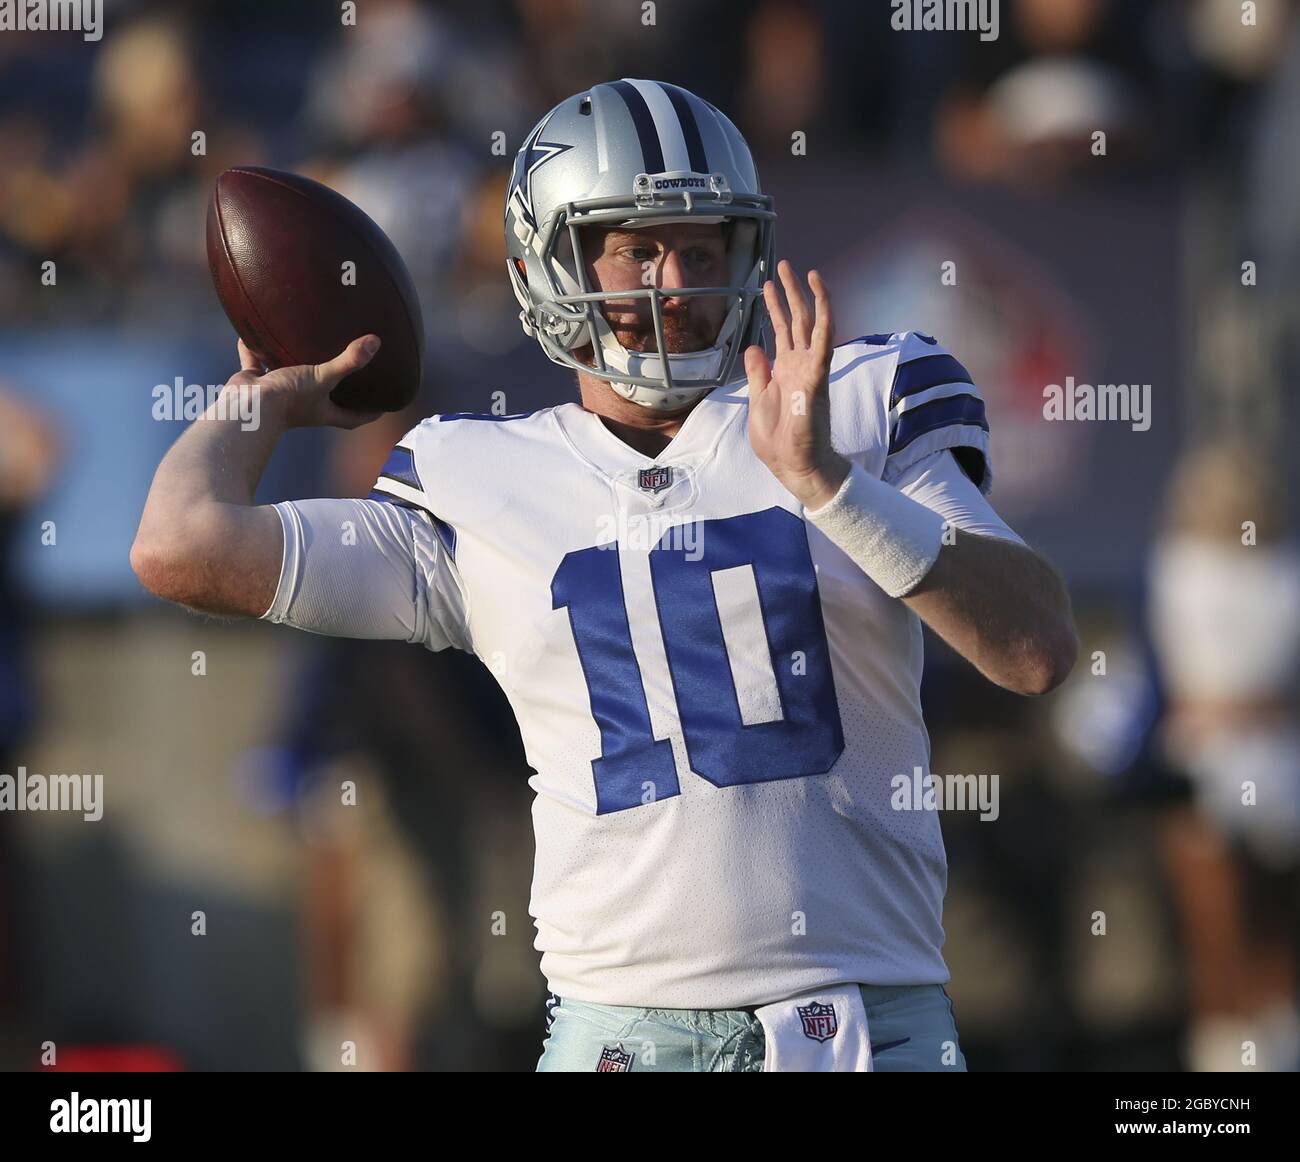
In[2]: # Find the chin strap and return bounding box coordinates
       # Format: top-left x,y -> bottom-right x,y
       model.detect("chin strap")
593,295 -> 743,409
610,379 -> 714,411
606,344 -> 729,410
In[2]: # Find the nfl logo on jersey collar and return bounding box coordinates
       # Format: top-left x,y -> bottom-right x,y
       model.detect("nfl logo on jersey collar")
611,461 -> 697,513
637,465 -> 673,494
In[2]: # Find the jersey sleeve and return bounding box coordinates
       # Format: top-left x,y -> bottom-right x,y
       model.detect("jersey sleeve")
880,331 -> 992,494
261,496 -> 470,652
893,449 -> 1025,545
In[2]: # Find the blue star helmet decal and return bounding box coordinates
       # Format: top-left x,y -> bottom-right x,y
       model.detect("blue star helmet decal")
508,120 -> 573,232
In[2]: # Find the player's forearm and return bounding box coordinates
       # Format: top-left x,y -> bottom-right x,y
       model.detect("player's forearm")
903,533 -> 1078,696
131,383 -> 288,616
150,383 -> 291,506
805,460 -> 1076,695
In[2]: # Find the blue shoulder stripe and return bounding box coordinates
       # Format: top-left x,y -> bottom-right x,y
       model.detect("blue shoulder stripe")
437,411 -> 536,422
431,516 -> 457,558
890,353 -> 973,407
377,446 -> 422,492
367,488 -> 457,559
890,393 -> 988,456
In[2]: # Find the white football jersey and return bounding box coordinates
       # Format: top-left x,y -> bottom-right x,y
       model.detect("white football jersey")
314,331 -> 1007,1008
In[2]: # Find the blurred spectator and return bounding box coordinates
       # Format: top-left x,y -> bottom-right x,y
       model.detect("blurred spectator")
0,14 -> 266,324
0,385 -> 58,1060
0,385 -> 58,765
1148,445 -> 1300,1071
736,0 -> 827,154
936,0 -> 1158,188
298,1 -> 492,361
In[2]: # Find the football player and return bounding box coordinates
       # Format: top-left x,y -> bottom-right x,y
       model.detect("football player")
132,79 -> 1077,1072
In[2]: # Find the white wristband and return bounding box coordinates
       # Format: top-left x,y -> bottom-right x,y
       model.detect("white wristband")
804,461 -> 946,597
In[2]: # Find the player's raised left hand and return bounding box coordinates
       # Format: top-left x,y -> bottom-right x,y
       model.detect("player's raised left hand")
745,260 -> 850,511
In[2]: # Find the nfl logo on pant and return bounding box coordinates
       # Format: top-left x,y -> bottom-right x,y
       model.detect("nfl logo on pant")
798,1001 -> 838,1043
596,1043 -> 634,1071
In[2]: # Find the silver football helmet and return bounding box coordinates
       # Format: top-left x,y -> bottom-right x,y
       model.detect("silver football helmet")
505,79 -> 775,411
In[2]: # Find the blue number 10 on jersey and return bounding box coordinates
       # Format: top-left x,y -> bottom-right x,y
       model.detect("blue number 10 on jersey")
552,506 -> 845,813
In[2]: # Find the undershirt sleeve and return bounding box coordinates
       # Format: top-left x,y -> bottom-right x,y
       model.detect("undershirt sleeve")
892,448 -> 1026,546
260,497 -> 469,651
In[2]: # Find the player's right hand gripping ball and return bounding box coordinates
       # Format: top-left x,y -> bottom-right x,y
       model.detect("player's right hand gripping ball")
206,166 -> 424,412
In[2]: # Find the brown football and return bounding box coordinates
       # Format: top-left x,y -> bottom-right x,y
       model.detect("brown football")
206,165 -> 424,412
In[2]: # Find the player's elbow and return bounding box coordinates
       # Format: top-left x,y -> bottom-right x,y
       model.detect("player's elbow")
131,518 -> 221,611
130,531 -> 190,606
1007,622 -> 1078,696
133,507 -> 279,618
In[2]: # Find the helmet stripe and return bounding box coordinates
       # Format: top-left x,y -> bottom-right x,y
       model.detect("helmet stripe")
657,83 -> 709,174
608,80 -> 665,174
624,78 -> 691,173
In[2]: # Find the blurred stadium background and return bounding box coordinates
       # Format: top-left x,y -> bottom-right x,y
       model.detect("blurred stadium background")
1,0 -> 1298,1071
